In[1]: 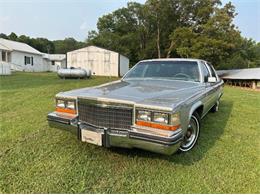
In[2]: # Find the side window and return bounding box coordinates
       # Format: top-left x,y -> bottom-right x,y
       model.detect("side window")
201,62 -> 210,82
207,62 -> 217,78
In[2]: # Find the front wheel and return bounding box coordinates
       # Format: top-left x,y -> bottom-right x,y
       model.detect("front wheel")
179,112 -> 200,152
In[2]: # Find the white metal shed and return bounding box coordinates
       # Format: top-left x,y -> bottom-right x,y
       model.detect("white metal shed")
66,46 -> 129,77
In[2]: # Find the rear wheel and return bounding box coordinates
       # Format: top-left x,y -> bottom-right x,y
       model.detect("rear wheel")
179,112 -> 200,152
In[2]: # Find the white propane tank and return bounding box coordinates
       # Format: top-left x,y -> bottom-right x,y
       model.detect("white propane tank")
57,68 -> 91,79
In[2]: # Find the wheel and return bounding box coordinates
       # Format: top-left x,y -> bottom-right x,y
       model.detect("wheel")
179,112 -> 200,152
211,100 -> 219,113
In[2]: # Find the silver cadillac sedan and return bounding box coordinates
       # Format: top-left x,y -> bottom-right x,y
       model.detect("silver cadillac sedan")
47,58 -> 224,155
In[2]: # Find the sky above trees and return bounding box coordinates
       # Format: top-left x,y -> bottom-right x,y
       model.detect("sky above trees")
1,0 -> 259,70
0,0 -> 259,42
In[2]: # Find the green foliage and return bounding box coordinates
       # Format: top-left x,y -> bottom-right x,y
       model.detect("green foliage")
87,0 -> 260,69
88,2 -> 147,64
168,3 -> 239,65
221,39 -> 260,69
53,38 -> 86,54
0,33 -> 85,54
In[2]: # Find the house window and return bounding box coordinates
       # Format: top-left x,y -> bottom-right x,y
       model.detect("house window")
51,61 -> 55,65
2,51 -> 6,62
24,56 -> 31,65
31,57 -> 33,66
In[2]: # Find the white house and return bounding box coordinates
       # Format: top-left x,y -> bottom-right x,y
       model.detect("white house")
43,53 -> 66,72
0,38 -> 66,72
67,46 -> 129,77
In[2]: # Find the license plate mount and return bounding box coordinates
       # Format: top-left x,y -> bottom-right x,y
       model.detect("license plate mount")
81,129 -> 103,146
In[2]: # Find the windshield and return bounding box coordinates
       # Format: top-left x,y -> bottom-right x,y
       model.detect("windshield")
124,61 -> 200,82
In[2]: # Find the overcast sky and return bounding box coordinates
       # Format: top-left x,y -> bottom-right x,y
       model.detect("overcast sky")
0,0 -> 259,42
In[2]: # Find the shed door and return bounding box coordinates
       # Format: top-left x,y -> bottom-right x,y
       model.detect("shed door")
104,52 -> 111,75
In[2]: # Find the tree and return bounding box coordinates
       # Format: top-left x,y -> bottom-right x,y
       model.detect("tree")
166,2 -> 242,69
87,2 -> 149,64
0,33 -> 9,39
223,39 -> 260,69
53,38 -> 86,54
0,33 -> 85,54
8,32 -> 18,41
87,0 -> 230,65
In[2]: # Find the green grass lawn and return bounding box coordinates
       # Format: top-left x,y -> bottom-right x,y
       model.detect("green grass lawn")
0,72 -> 259,193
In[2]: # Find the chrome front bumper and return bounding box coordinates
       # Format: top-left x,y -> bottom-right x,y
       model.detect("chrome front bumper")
47,112 -> 183,155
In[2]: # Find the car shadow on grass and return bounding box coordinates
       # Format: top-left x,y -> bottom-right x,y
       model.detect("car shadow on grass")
109,99 -> 233,164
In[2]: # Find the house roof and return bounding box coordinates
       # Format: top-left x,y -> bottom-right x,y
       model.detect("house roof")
0,38 -> 42,55
42,53 -> 66,61
0,43 -> 11,51
216,68 -> 260,80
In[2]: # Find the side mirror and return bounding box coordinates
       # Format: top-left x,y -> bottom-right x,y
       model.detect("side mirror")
208,77 -> 217,83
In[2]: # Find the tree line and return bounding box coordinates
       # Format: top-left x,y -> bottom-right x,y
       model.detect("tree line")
87,0 -> 260,69
0,32 -> 86,55
1,0 -> 259,70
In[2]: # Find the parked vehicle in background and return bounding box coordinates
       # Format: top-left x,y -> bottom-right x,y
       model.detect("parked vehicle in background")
47,58 -> 224,155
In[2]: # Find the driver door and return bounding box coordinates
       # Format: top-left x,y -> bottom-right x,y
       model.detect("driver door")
201,62 -> 215,114
206,62 -> 221,104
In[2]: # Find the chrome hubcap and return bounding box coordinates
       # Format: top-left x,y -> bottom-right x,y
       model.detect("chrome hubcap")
180,116 -> 199,151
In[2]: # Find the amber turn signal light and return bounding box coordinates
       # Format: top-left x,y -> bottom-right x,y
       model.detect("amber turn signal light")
136,120 -> 180,131
55,107 -> 76,115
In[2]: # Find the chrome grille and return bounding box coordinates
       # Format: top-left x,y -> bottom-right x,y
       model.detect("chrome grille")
78,99 -> 133,129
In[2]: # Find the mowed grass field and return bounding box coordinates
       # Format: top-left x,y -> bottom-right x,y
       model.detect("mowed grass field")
0,72 -> 259,193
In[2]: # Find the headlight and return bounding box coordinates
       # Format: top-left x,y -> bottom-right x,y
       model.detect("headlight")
136,109 -> 181,131
57,99 -> 65,108
153,112 -> 169,124
56,99 -> 77,114
136,110 -> 151,121
67,101 -> 75,110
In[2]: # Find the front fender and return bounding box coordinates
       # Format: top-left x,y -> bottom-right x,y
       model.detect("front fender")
189,101 -> 203,119
179,101 -> 203,133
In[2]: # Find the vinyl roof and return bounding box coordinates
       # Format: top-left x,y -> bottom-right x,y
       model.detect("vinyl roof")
216,68 -> 260,80
0,38 -> 42,55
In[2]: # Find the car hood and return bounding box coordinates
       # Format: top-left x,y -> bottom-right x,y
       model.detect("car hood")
57,79 -> 204,109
